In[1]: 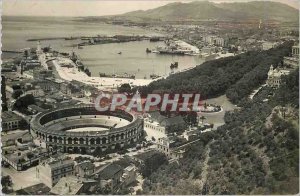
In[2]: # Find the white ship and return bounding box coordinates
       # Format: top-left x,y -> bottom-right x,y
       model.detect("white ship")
154,40 -> 200,55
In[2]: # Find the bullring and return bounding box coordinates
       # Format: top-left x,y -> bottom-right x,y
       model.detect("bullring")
30,104 -> 144,154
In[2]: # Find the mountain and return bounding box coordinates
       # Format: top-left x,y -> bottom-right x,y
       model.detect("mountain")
118,1 -> 299,22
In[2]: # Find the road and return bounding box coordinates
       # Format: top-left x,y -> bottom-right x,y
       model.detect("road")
2,166 -> 41,190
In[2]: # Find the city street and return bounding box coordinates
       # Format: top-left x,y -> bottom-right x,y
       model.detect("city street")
2,166 -> 40,190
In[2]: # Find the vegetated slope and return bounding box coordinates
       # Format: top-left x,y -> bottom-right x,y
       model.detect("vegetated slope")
120,1 -> 299,22
142,69 -> 299,194
216,1 -> 299,22
138,41 -> 293,104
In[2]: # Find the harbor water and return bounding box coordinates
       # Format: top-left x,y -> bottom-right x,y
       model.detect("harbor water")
2,16 -> 205,79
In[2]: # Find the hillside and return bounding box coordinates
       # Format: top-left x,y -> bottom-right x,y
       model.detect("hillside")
142,68 -> 299,195
118,1 -> 299,22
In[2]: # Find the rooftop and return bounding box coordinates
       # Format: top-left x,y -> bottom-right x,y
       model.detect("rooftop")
16,183 -> 50,195
50,176 -> 83,195
28,104 -> 46,113
113,157 -> 133,169
42,156 -> 74,169
2,111 -> 23,122
93,163 -> 123,180
133,150 -> 162,162
148,111 -> 185,126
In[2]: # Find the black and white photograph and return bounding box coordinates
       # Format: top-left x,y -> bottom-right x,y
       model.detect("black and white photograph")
1,0 -> 299,195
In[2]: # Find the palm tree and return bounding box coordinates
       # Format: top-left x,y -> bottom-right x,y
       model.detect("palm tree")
199,116 -> 206,124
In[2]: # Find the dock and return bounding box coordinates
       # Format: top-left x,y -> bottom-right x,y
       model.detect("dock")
2,50 -> 23,54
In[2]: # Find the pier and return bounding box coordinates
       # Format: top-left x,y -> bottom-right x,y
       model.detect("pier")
2,50 -> 23,54
27,37 -> 67,41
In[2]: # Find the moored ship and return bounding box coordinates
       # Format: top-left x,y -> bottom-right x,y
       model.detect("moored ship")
150,37 -> 161,42
150,74 -> 161,79
65,36 -> 78,40
99,72 -> 135,79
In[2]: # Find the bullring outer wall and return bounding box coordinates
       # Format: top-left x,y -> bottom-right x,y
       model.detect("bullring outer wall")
30,104 -> 144,154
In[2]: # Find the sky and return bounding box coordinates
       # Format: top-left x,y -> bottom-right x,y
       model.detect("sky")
2,0 -> 299,17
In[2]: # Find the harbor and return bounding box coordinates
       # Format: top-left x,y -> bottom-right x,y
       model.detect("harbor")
63,40 -> 205,79
151,39 -> 200,55
50,56 -> 155,90
40,39 -> 203,90
2,17 -> 206,79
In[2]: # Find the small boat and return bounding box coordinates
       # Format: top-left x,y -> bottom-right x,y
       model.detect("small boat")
99,72 -> 135,79
151,50 -> 160,54
150,37 -> 160,42
170,62 -> 179,69
184,52 -> 199,56
118,52 -> 122,55
78,45 -> 83,49
65,36 -> 77,40
146,48 -> 152,53
150,74 -> 161,79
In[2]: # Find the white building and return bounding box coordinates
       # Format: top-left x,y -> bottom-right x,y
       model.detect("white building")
156,137 -> 185,160
121,164 -> 137,187
203,35 -> 226,47
144,118 -> 166,134
25,88 -> 45,97
262,41 -> 279,50
37,156 -> 75,188
266,65 -> 290,88
1,111 -> 24,131
283,45 -> 299,69
183,126 -> 201,141
292,45 -> 299,56
50,176 -> 84,195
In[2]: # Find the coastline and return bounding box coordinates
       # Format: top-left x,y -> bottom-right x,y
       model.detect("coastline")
51,57 -> 154,90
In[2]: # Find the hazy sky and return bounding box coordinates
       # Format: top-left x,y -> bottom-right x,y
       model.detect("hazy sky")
2,0 -> 299,17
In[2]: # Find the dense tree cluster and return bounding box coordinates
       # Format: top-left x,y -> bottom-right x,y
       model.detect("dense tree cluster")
140,152 -> 168,178
142,69 -> 299,194
272,68 -> 299,108
1,176 -> 13,194
142,136 -> 211,195
118,83 -> 132,93
226,43 -> 293,104
13,94 -> 35,110
137,42 -> 293,105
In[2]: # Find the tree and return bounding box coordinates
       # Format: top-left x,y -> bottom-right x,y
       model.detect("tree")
118,83 -> 132,93
13,94 -> 35,110
84,68 -> 91,77
42,46 -> 51,53
136,189 -> 143,195
137,41 -> 293,106
1,175 -> 12,194
1,75 -> 8,111
141,153 -> 168,177
1,176 -> 12,187
184,111 -> 198,125
96,184 -> 111,194
199,116 -> 206,124
12,90 -> 23,99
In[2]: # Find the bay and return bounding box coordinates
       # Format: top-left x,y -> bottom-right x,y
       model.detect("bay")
2,16 -> 204,78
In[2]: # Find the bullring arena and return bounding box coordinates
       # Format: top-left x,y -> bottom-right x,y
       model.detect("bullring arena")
30,104 -> 144,154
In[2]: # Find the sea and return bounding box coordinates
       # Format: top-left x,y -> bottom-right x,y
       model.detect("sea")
2,16 -> 205,79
